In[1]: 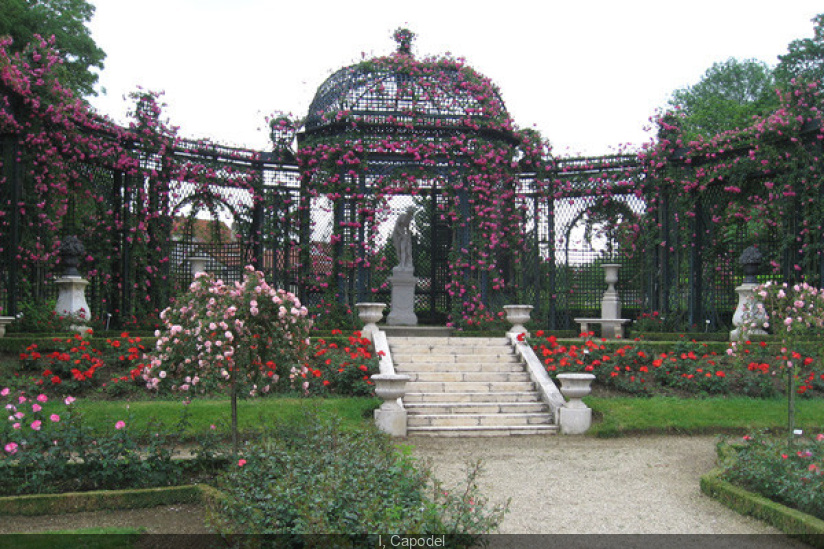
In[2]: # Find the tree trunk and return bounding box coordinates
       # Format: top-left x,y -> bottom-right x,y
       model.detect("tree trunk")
231,375 -> 238,457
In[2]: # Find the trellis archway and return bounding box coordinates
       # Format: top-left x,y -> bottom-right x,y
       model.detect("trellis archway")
296,29 -> 552,328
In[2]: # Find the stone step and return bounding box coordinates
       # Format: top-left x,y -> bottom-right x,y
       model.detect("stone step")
408,412 -> 553,428
405,401 -> 548,415
407,424 -> 559,437
390,351 -> 521,363
403,391 -> 541,404
381,326 -> 455,338
394,361 -> 526,373
387,336 -> 510,346
399,371 -> 531,383
405,381 -> 535,393
384,334 -> 557,437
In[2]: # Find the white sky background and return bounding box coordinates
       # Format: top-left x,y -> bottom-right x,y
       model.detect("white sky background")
86,0 -> 822,157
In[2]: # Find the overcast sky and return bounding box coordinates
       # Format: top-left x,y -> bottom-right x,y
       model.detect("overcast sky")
86,0 -> 822,157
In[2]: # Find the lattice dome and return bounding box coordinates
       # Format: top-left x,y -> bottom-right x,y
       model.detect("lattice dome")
303,29 -> 511,134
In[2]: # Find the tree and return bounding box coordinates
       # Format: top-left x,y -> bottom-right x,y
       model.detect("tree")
143,267 -> 312,456
775,13 -> 824,86
667,58 -> 779,141
0,0 -> 105,97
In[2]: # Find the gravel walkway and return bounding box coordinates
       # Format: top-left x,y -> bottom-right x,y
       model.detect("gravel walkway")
0,435 -> 809,546
409,434 -> 806,542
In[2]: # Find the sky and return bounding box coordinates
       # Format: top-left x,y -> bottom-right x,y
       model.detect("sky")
86,0 -> 823,157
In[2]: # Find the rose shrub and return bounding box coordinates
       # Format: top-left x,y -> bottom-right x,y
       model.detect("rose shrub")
142,265 -> 312,452
210,410 -> 508,543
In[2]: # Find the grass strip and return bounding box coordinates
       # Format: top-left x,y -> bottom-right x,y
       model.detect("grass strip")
71,396 -> 380,439
586,396 -> 824,437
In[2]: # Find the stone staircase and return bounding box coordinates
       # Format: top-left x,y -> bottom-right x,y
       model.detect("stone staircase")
389,336 -> 557,436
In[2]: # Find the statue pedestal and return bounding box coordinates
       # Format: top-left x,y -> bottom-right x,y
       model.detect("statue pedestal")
387,269 -> 417,326
730,283 -> 768,341
55,276 -> 91,333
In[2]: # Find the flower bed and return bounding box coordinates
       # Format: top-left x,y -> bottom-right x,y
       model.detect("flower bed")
3,329 -> 378,401
531,331 -> 824,398
718,433 -> 824,520
704,433 -> 824,547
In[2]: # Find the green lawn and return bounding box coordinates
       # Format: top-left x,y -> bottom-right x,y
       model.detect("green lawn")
587,395 -> 824,437
69,396 -> 380,440
63,393 -> 824,440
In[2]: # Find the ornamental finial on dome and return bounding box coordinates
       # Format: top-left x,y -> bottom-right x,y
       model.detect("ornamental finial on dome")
392,27 -> 415,55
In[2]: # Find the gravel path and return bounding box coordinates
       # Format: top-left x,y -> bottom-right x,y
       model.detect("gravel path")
409,435 -> 806,541
0,435 -> 809,545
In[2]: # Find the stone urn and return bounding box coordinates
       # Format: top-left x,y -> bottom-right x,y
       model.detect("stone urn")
189,255 -> 211,277
603,264 -> 621,293
0,316 -> 13,338
355,302 -> 386,341
556,373 -> 596,435
371,373 -> 411,437
503,304 -> 533,337
556,373 -> 595,406
372,373 -> 410,403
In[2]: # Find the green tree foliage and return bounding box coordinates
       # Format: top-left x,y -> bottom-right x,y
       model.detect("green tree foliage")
0,0 -> 105,97
776,13 -> 824,86
668,58 -> 780,141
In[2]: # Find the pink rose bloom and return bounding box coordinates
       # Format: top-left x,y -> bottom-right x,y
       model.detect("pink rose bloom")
31,420 -> 42,431
32,404 -> 41,412
238,459 -> 247,467
36,394 -> 47,403
50,414 -> 60,422
115,420 -> 126,430
64,396 -> 76,405
4,442 -> 18,454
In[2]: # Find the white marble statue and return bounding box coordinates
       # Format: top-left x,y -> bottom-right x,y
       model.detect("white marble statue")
392,207 -> 415,272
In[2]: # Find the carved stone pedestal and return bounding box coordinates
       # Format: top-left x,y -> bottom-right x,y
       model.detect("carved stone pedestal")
55,276 -> 91,333
387,269 -> 417,326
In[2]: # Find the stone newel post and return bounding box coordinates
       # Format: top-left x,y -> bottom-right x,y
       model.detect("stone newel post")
556,373 -> 596,435
372,373 -> 410,437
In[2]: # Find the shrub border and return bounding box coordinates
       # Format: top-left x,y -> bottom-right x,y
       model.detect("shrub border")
700,468 -> 824,547
0,483 -> 226,516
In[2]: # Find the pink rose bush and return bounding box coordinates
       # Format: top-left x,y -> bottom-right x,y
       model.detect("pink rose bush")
746,281 -> 824,338
142,265 -> 312,453
1,387 -> 195,495
143,266 -> 311,397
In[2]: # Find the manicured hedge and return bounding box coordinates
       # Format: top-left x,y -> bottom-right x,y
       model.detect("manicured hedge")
701,469 -> 824,547
0,485 -> 204,516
